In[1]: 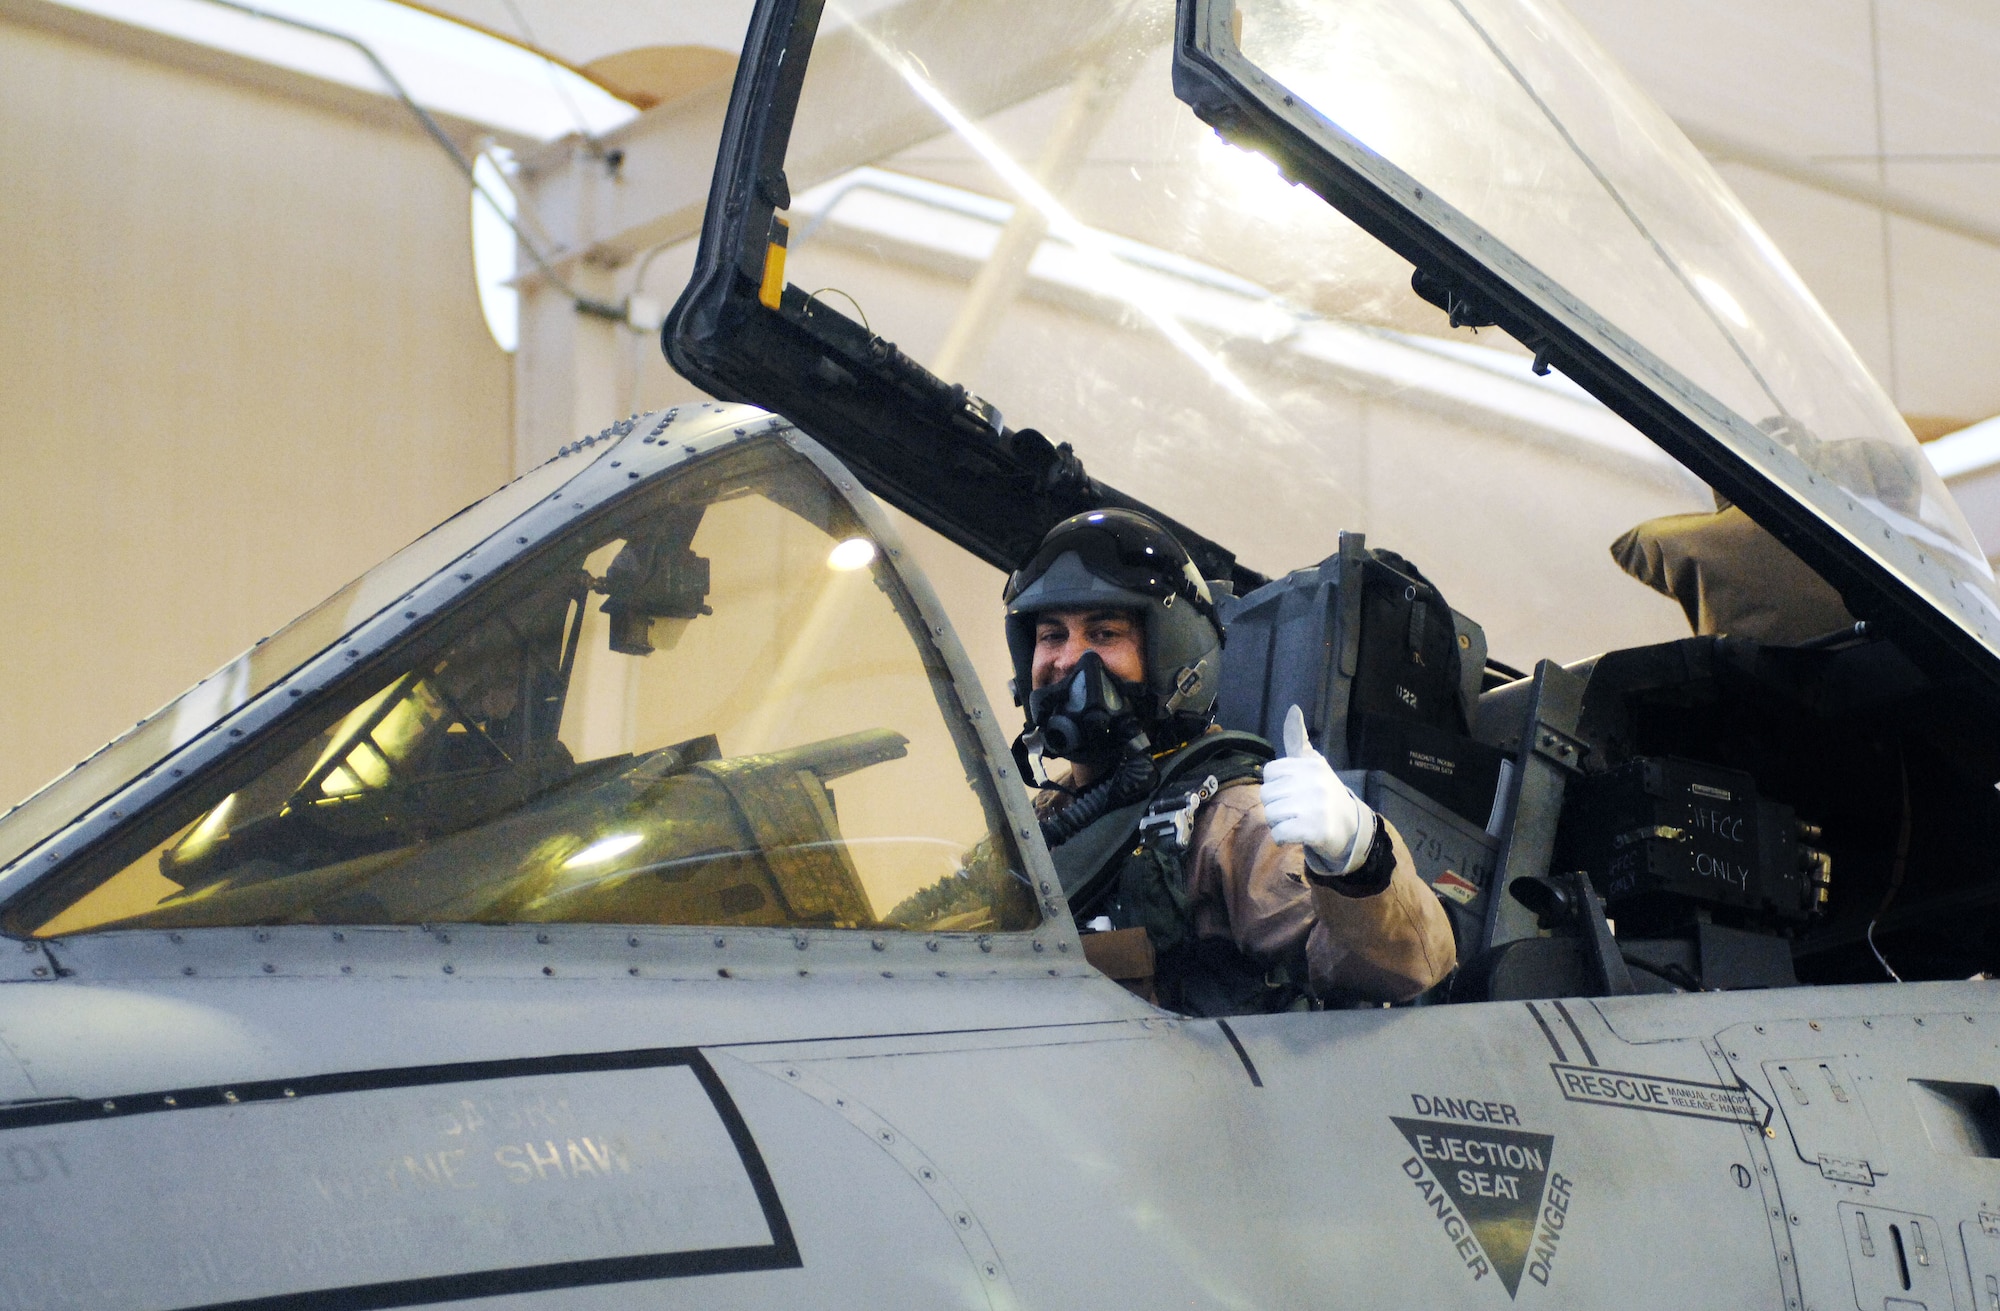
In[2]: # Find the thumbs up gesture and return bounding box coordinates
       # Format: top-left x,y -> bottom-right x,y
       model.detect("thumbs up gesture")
1260,705 -> 1376,876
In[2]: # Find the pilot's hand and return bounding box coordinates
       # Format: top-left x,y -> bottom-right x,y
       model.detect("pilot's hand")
1260,704 -> 1376,876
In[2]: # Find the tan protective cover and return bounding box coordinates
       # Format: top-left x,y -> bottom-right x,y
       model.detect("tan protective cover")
1609,507 -> 1857,644
1080,926 -> 1159,1003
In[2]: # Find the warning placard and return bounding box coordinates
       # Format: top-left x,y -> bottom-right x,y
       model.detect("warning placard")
1393,1116 -> 1556,1298
1549,1063 -> 1764,1126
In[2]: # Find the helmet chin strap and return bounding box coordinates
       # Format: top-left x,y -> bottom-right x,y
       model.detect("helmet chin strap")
1013,728 -> 1057,790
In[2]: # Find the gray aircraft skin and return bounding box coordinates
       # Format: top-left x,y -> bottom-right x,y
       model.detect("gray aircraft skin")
7,2 -> 2000,1310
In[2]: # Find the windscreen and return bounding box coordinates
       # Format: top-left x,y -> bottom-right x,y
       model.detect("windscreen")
13,439 -> 1033,937
752,0 -> 1717,683
1218,0 -> 2000,643
0,453 -> 590,885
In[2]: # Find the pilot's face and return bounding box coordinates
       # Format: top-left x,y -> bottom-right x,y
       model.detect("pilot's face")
1030,608 -> 1145,690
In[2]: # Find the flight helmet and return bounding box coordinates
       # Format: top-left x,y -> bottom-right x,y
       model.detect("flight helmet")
1003,509 -> 1224,751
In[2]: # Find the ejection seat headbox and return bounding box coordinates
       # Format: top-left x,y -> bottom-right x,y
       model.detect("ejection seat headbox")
1212,530 -> 1509,952
1214,531 -> 1501,827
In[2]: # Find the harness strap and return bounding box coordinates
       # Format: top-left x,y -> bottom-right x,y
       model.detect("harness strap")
1063,732 -> 1275,920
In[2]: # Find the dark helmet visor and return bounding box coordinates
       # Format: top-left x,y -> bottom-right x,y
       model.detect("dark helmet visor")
1004,509 -> 1215,623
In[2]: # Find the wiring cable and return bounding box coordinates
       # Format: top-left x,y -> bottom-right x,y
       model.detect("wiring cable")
621,237 -> 695,415
496,0 -> 614,164
1865,747 -> 1911,982
190,0 -> 625,321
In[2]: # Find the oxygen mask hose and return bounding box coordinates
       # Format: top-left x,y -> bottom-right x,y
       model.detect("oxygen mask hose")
1040,746 -> 1157,849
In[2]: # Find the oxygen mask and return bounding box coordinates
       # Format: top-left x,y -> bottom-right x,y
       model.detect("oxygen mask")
1031,651 -> 1149,757
1019,651 -> 1150,783
1018,651 -> 1159,846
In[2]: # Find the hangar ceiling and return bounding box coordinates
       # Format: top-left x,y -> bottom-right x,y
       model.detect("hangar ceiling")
401,0 -> 2000,431
35,0 -> 1997,433
1569,0 -> 2000,437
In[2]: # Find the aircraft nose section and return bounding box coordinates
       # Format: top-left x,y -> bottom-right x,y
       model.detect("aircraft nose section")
0,981 -> 273,1105
0,940 -> 64,1100
0,1025 -> 31,1106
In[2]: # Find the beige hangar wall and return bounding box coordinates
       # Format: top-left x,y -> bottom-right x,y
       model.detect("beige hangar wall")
0,6 -> 514,811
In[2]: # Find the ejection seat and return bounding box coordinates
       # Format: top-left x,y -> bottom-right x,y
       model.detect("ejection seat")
1212,532 -> 1619,1002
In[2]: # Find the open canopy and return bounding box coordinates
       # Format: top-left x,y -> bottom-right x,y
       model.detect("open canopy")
667,0 -> 2000,696
1175,0 -> 2000,677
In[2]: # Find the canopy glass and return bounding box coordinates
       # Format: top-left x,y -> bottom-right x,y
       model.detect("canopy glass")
1200,0 -> 2000,656
10,438 -> 1030,936
752,0 -> 1716,674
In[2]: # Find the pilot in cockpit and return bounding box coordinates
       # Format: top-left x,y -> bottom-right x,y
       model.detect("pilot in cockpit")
1004,510 -> 1455,1015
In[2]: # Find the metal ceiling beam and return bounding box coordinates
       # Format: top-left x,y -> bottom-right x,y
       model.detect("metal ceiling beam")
510,0 -> 1157,271
1687,125 -> 2000,253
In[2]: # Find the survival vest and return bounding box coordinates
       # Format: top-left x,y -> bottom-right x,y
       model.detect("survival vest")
1050,731 -> 1298,1016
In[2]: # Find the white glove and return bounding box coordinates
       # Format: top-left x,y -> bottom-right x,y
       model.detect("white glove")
1259,704 -> 1375,876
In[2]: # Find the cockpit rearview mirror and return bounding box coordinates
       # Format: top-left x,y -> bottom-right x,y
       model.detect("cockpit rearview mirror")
598,538 -> 713,657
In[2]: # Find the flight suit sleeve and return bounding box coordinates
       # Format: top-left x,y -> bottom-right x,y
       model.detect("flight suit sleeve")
1188,783 -> 1456,1003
